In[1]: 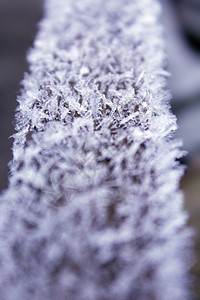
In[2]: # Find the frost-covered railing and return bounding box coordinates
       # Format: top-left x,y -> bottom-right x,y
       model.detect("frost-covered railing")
0,0 -> 191,299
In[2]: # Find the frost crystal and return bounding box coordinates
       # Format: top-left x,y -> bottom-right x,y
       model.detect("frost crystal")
0,0 -> 191,299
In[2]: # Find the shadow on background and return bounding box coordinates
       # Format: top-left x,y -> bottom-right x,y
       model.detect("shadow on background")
0,0 -> 43,191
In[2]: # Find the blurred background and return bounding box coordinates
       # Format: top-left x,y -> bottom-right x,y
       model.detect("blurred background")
0,0 -> 43,189
0,0 -> 199,297
162,0 -> 200,297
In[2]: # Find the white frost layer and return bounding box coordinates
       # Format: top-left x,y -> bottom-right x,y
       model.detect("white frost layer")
0,0 -> 191,299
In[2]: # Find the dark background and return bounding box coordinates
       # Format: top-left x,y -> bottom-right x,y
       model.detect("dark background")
0,0 -> 43,190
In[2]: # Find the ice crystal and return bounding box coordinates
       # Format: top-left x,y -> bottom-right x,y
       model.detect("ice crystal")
0,0 -> 191,299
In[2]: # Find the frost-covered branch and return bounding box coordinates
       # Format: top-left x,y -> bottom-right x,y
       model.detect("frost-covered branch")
0,0 -> 191,299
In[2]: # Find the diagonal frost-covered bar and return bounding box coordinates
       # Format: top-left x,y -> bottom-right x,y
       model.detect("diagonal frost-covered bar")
0,0 -> 192,299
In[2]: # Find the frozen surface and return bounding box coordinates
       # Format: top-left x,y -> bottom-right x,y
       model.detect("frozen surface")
0,0 -> 191,299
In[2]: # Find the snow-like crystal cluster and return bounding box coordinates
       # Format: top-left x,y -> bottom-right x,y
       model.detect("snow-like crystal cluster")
0,0 -> 191,299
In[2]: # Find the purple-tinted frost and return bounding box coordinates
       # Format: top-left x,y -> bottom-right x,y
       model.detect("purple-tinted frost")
0,0 -> 192,299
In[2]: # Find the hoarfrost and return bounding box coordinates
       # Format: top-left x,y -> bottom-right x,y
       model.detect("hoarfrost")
0,0 -> 192,299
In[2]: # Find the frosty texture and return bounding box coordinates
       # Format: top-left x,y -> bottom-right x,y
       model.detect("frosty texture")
0,0 -> 191,299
